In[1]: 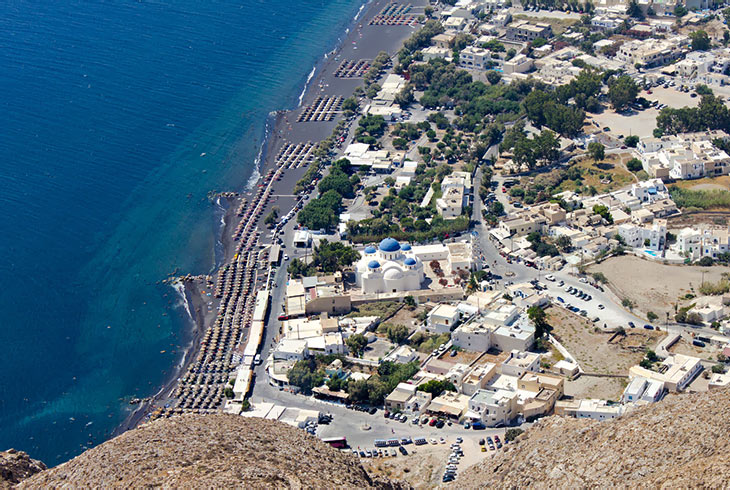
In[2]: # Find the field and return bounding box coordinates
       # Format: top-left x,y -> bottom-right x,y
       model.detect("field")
547,306 -> 662,399
565,153 -> 637,194
589,255 -> 730,321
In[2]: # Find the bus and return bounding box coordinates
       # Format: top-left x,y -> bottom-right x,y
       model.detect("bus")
322,436 -> 347,449
374,439 -> 387,447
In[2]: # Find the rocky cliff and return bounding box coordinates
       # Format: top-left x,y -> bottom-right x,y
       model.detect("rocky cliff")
18,414 -> 402,489
461,387 -> 730,488
0,450 -> 45,489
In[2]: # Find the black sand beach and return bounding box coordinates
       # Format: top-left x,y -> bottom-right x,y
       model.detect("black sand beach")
123,0 -> 428,429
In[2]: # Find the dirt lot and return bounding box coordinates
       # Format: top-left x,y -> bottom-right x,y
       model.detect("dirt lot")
670,175 -> 730,191
362,437 -> 494,489
547,306 -> 661,399
668,210 -> 730,229
589,255 -> 730,321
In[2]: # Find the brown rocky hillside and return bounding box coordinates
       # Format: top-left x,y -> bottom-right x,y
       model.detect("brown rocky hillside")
461,387 -> 730,488
18,414 -> 404,489
0,450 -> 45,489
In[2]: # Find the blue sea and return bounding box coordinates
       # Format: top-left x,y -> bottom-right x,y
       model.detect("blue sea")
0,0 -> 364,465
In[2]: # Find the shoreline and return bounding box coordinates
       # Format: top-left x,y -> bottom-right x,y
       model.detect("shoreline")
121,0 -> 423,431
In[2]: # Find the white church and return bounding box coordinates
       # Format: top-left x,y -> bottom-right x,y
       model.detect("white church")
355,238 -> 424,294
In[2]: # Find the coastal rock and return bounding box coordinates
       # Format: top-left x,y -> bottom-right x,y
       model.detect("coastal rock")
460,386 -> 730,488
0,449 -> 46,488
19,414 -> 407,489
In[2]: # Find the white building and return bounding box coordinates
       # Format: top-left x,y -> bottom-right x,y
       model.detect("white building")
621,376 -> 665,404
355,238 -> 424,294
426,304 -> 462,334
500,350 -> 541,377
675,227 -> 730,261
451,315 -> 535,353
617,219 -> 667,251
615,36 -> 686,68
466,389 -> 518,426
437,171 -> 472,218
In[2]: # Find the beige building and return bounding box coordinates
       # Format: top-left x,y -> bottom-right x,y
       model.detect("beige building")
506,20 -> 552,42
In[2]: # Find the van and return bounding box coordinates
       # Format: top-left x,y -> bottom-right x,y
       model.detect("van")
692,339 -> 706,348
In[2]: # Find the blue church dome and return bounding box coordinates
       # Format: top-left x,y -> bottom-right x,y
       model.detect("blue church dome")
368,260 -> 381,269
404,257 -> 416,266
379,237 -> 400,252
364,246 -> 376,254
400,243 -> 412,251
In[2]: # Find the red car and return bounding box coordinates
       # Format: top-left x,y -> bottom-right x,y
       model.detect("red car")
277,314 -> 289,321
502,187 -> 507,193
429,418 -> 437,426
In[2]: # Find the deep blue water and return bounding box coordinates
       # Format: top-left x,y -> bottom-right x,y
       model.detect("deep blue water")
0,0 -> 363,465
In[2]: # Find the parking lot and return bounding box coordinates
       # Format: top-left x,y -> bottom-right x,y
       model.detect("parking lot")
589,85 -> 700,138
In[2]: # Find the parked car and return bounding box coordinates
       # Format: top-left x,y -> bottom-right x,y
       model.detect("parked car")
628,321 -> 636,328
643,324 -> 654,330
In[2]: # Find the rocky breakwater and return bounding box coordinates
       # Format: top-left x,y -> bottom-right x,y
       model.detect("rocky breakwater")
18,414 -> 407,489
461,386 -> 730,488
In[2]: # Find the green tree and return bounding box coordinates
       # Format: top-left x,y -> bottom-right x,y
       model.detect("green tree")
386,324 -> 410,344
312,240 -> 360,272
627,157 -> 643,172
647,311 -> 658,322
608,75 -> 639,111
486,70 -> 502,85
527,305 -> 551,338
593,204 -> 613,224
264,207 -> 279,226
556,235 -> 572,252
342,97 -> 358,114
622,297 -> 635,311
625,135 -> 639,147
404,295 -> 416,308
416,379 -> 456,397
626,0 -> 644,20
505,428 -> 524,442
346,334 -> 368,357
673,4 -> 687,17
712,363 -> 725,374
588,141 -> 605,162
592,272 -> 608,283
690,30 -> 711,51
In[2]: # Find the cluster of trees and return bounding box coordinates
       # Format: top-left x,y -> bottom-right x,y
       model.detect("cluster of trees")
397,20 -> 444,70
409,332 -> 451,353
526,232 -> 559,258
522,0 -> 594,11
588,141 -> 605,162
345,334 -> 368,358
391,121 -> 428,149
607,75 -> 639,111
318,159 -> 357,199
626,157 -> 643,172
500,121 -> 561,169
347,361 -> 420,405
523,89 -> 586,137
690,30 -> 711,51
264,207 -> 279,227
377,323 -> 410,344
363,51 -> 392,88
416,379 -> 456,397
355,114 -> 387,145
287,240 -> 360,278
297,189 -> 342,230
656,94 -> 730,135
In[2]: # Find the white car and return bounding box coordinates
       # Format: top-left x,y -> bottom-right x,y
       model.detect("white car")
430,438 -> 438,445
545,274 -> 556,281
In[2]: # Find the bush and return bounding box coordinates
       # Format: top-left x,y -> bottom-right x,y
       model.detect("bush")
626,158 -> 643,172
505,428 -> 524,442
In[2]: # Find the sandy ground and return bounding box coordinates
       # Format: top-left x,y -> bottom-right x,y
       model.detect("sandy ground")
547,306 -> 661,399
671,175 -> 730,191
589,255 -> 730,321
363,437 -> 497,488
589,86 -> 699,138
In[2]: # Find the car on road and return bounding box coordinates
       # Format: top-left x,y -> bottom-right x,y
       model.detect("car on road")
456,437 -> 463,443
644,324 -> 654,330
546,274 -> 556,281
430,438 -> 438,444
277,314 -> 289,321
557,296 -> 565,303
439,437 -> 446,444
598,304 -> 605,309
399,446 -> 408,455
628,321 -> 636,328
